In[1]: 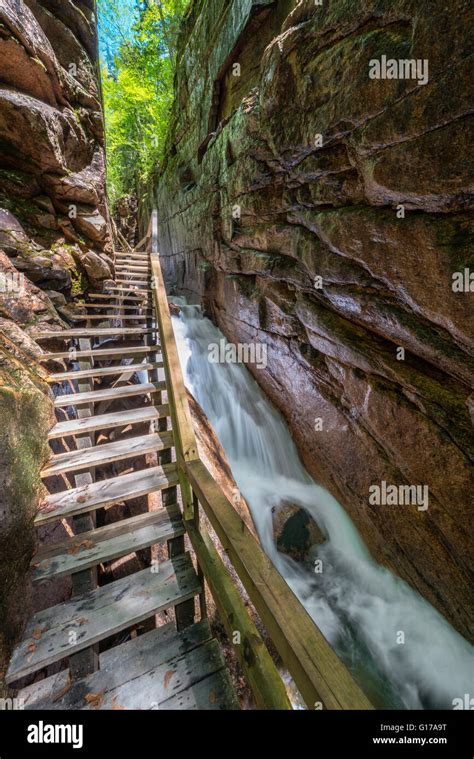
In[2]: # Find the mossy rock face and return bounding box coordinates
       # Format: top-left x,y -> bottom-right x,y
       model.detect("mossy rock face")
0,347 -> 53,645
155,0 -> 474,641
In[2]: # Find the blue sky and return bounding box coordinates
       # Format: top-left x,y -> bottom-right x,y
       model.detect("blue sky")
97,0 -> 140,65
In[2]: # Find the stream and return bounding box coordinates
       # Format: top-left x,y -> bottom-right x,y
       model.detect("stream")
171,299 -> 474,710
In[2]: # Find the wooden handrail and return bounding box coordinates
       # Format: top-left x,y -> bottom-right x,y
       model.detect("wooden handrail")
150,238 -> 199,520
147,211 -> 373,711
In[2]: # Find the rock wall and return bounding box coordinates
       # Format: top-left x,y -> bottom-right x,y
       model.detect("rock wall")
0,0 -> 113,674
156,0 -> 474,640
0,0 -> 113,293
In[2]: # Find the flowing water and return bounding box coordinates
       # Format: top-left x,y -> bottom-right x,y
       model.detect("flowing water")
171,299 -> 474,710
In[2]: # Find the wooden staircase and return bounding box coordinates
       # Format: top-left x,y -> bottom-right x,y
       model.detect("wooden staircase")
4,215 -> 374,712
5,246 -> 239,710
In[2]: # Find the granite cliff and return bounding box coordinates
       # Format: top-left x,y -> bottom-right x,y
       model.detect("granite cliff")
154,0 -> 473,640
0,0 -> 112,658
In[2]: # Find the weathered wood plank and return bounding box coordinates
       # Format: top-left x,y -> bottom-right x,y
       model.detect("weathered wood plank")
40,346 -> 155,361
41,432 -> 174,477
48,405 -> 169,440
54,381 -> 166,407
37,327 -> 156,339
36,463 -> 179,524
6,553 -> 201,684
110,287 -> 153,294
18,621 -> 237,711
115,271 -> 150,284
48,362 -> 162,382
18,620 -> 213,708
115,254 -> 149,261
186,522 -> 292,710
78,304 -> 153,312
32,507 -> 185,583
115,264 -> 150,271
86,293 -> 150,302
158,669 -> 239,711
83,640 -> 230,711
67,314 -> 151,322
185,459 -> 373,710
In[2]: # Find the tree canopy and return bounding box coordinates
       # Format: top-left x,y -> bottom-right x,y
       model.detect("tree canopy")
98,0 -> 189,205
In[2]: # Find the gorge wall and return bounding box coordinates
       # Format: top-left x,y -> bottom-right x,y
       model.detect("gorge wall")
0,0 -> 112,658
155,0 -> 474,640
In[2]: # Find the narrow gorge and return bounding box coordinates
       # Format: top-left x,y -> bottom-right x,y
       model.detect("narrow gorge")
0,0 -> 472,720
153,0 -> 473,643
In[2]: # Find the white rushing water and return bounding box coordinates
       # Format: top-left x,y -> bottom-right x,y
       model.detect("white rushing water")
172,300 -> 474,710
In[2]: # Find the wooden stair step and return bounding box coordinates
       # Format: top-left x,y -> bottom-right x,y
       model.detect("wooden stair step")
115,281 -> 150,288
17,619 -> 211,707
5,553 -> 200,684
31,506 -> 184,583
18,620 -> 237,710
67,314 -> 151,322
115,265 -> 150,272
115,254 -> 149,261
54,381 -> 166,407
37,327 -> 156,339
41,431 -> 174,477
48,405 -> 169,440
36,463 -> 179,524
115,271 -> 150,277
110,287 -> 153,294
87,294 -> 150,302
78,304 -> 153,312
48,362 -> 162,382
40,346 -> 155,362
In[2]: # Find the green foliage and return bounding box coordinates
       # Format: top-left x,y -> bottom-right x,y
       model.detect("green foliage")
98,0 -> 189,204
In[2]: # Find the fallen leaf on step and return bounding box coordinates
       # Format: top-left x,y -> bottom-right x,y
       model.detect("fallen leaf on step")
75,617 -> 88,626
111,696 -> 125,710
208,690 -> 216,704
31,628 -> 42,640
27,642 -> 36,653
53,676 -> 72,702
85,690 -> 105,709
164,670 -> 174,690
68,539 -> 94,555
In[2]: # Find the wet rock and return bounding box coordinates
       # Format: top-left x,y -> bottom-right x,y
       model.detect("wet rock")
0,208 -> 33,256
0,0 -> 111,285
273,502 -> 325,563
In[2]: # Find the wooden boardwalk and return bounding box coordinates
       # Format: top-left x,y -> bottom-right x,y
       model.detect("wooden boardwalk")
5,214 -> 374,711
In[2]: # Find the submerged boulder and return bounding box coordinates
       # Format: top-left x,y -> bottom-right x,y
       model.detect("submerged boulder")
273,502 -> 325,563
